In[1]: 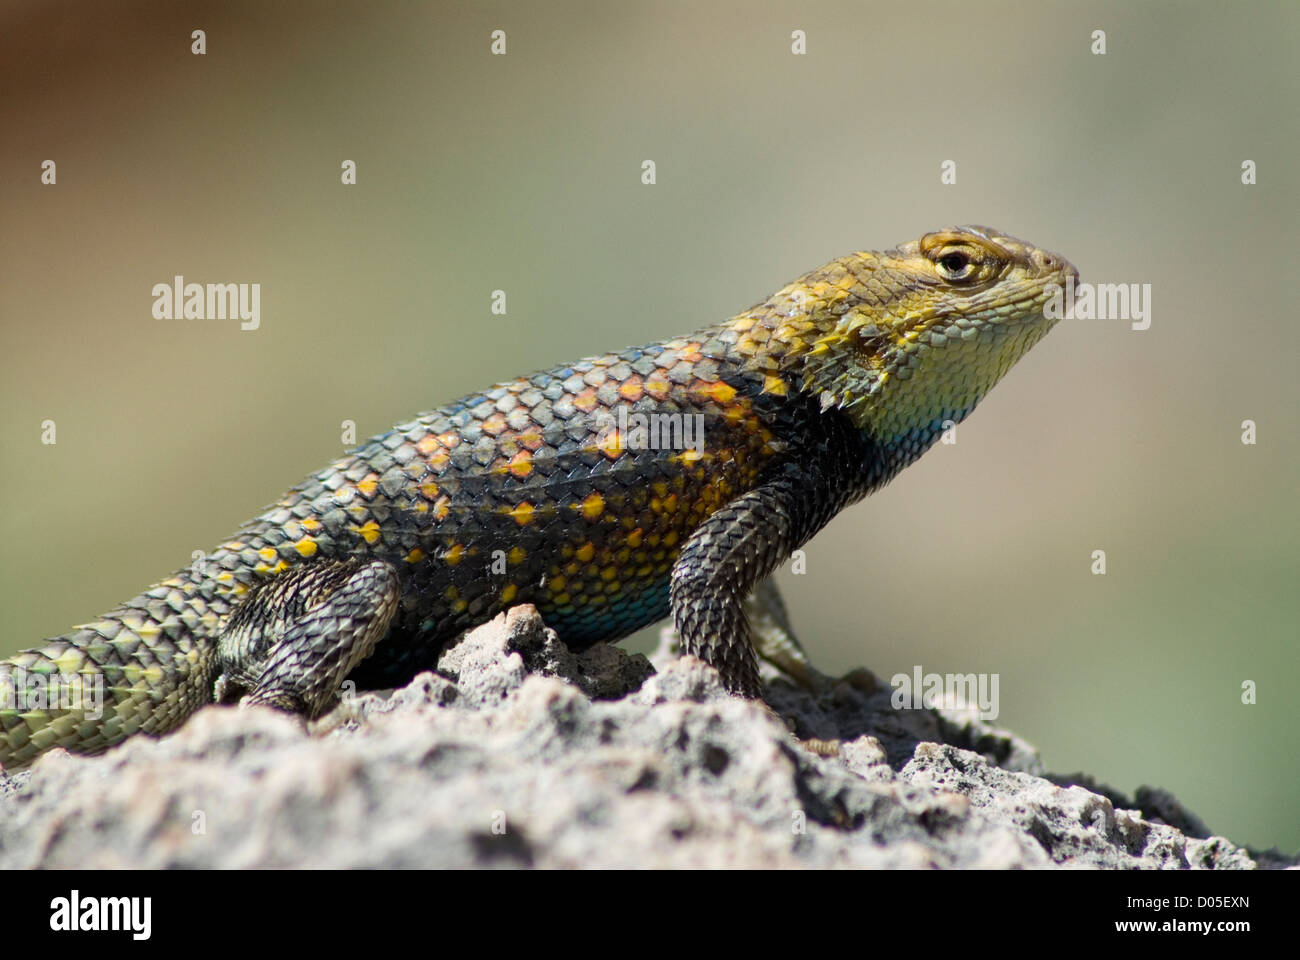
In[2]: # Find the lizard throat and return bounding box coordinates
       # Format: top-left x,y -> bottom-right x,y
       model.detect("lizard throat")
796,313 -> 1057,445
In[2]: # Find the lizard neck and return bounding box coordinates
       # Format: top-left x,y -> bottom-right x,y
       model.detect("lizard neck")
707,251 -> 1059,450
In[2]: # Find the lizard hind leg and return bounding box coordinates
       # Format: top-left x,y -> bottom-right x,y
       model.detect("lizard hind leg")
746,577 -> 823,691
214,559 -> 400,719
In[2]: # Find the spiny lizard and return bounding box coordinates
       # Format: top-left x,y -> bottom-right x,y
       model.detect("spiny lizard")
0,226 -> 1077,769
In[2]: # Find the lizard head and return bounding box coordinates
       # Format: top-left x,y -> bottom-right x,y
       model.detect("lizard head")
732,225 -> 1077,448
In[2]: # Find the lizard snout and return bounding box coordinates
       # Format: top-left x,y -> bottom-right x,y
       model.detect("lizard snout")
1031,247 -> 1079,284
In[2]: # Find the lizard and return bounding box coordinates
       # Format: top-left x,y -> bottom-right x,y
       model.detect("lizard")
0,225 -> 1077,770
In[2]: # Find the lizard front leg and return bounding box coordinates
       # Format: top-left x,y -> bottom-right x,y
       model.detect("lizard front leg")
670,467 -> 836,698
214,559 -> 400,718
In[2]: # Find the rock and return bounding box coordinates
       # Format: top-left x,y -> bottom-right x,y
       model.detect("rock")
0,605 -> 1288,869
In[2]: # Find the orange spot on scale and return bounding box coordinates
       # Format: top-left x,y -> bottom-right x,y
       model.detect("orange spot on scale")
509,450 -> 534,479
501,583 -> 518,604
405,548 -> 425,564
576,542 -> 595,562
437,431 -> 460,449
258,547 -> 277,562
644,378 -> 670,400
706,380 -> 737,403
597,431 -> 624,460
416,435 -> 441,457
356,478 -> 379,499
617,377 -> 644,402
580,491 -> 605,520
518,430 -> 544,451
294,538 -> 318,558
300,517 -> 321,533
482,413 -> 507,436
445,543 -> 465,565
419,481 -> 440,500
355,520 -> 381,544
427,450 -> 451,473
506,502 -> 536,525
573,388 -> 599,414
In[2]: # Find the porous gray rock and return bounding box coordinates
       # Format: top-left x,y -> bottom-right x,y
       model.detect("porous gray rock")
0,605 -> 1284,869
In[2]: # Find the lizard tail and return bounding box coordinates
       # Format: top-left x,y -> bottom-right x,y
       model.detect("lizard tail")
0,601 -> 218,771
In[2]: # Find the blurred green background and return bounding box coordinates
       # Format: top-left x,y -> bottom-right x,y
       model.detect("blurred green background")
1,1 -> 1295,852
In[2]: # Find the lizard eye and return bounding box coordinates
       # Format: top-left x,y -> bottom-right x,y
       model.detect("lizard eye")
936,250 -> 976,281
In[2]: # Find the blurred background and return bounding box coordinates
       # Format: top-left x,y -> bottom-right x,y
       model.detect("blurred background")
1,1 -> 1295,852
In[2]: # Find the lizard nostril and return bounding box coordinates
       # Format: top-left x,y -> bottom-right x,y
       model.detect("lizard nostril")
1034,251 -> 1069,275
